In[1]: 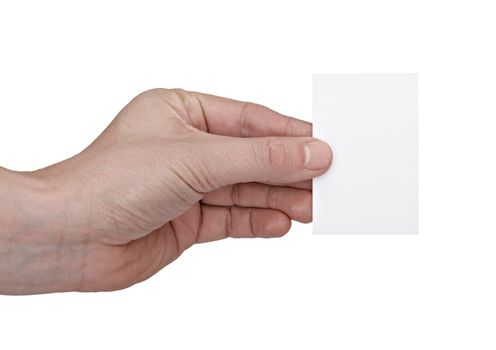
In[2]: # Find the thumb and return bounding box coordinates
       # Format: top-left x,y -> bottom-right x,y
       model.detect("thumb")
194,134 -> 332,190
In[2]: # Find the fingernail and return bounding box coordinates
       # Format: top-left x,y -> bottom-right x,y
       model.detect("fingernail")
304,140 -> 332,170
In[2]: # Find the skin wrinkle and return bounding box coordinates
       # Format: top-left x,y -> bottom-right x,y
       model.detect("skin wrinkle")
239,102 -> 251,137
283,116 -> 294,136
170,89 -> 197,127
128,244 -> 151,286
184,92 -> 210,133
101,208 -> 127,245
168,220 -> 181,259
172,89 -> 212,135
144,234 -> 166,281
225,207 -> 233,238
155,227 -> 173,269
111,242 -> 146,282
266,185 -> 275,210
197,157 -> 224,192
267,141 -> 288,170
189,92 -> 210,134
129,234 -> 172,290
106,195 -> 154,236
162,91 -> 193,128
152,171 -> 194,214
248,208 -> 255,237
166,161 -> 205,200
231,184 -> 240,207
195,204 -> 202,245
146,230 -> 168,276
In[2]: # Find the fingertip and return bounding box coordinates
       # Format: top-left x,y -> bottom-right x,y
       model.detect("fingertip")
292,190 -> 313,223
285,116 -> 312,137
254,209 -> 291,238
269,211 -> 292,237
303,139 -> 333,171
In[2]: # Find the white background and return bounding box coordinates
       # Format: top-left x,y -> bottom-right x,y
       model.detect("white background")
0,1 -> 495,349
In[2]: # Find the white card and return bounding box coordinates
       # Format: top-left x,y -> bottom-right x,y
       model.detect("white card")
313,74 -> 418,234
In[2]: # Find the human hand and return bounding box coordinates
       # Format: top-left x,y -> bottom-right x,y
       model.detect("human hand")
0,89 -> 332,294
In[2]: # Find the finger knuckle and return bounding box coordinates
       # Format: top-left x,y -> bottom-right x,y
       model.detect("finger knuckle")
266,186 -> 277,209
259,139 -> 290,169
138,88 -> 169,99
136,88 -> 188,104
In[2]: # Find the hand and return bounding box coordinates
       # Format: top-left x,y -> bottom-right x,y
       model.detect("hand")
0,89 -> 332,294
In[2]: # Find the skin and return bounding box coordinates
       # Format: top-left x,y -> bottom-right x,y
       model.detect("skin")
0,89 -> 332,295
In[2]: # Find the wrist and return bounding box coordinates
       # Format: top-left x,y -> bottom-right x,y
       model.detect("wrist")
0,167 -> 83,294
0,168 -> 50,235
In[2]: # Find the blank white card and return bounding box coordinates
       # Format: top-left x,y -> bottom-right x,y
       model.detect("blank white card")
313,74 -> 418,234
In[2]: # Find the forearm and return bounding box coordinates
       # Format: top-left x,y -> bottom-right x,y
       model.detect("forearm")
0,167 -> 83,294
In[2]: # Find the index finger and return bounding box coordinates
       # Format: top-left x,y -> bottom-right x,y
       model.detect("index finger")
191,91 -> 312,137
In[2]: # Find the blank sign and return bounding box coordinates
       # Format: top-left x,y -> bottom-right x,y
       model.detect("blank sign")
313,74 -> 418,234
